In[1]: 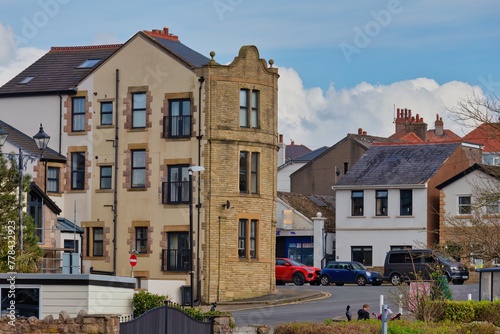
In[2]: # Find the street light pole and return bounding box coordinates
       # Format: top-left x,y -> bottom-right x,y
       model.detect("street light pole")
188,165 -> 204,307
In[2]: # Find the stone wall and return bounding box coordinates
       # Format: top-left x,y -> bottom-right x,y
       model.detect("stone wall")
0,310 -> 119,334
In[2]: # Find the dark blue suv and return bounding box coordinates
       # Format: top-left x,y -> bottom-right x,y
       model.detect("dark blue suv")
320,261 -> 383,286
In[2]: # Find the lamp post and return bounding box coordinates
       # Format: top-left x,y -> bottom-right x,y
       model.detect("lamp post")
0,123 -> 50,253
188,165 -> 204,307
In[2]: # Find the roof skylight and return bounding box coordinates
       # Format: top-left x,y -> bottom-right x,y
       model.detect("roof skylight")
77,59 -> 102,68
18,75 -> 36,84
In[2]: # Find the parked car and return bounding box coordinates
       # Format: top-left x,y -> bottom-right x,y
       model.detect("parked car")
319,261 -> 383,286
383,249 -> 469,285
275,258 -> 321,286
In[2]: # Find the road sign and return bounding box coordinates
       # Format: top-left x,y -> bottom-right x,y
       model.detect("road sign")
129,254 -> 138,267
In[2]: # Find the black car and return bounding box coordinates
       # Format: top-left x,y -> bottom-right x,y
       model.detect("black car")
319,261 -> 383,286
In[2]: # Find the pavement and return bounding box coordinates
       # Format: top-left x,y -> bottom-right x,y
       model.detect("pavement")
202,287 -> 329,312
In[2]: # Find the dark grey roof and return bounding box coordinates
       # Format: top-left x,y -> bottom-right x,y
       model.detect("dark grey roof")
0,120 -> 66,162
294,146 -> 329,161
0,45 -> 121,97
336,142 -> 461,186
30,182 -> 61,215
148,35 -> 210,68
57,217 -> 83,233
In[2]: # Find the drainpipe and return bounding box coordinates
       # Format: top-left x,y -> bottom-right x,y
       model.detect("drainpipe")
58,94 -> 62,154
196,76 -> 204,304
112,69 -> 120,275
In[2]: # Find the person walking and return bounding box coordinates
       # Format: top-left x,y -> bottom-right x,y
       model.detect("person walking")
357,304 -> 371,320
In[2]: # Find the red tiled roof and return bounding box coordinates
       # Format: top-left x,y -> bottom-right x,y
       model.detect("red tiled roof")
463,123 -> 500,152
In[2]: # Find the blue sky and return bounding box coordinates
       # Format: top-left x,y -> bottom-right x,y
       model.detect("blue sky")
1,0 -> 499,149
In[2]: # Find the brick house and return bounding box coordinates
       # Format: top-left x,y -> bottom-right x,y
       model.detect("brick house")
0,27 -> 279,304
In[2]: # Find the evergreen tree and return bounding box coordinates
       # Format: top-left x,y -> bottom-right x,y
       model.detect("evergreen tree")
0,153 -> 43,273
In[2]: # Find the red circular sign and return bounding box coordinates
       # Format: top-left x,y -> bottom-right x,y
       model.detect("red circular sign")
129,254 -> 138,267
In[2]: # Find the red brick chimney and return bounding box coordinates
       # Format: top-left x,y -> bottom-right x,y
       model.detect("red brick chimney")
143,27 -> 179,41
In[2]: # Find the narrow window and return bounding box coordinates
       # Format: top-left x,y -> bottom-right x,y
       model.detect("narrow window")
165,165 -> 189,204
251,90 -> 259,128
239,151 -> 248,193
169,99 -> 191,137
72,97 -> 86,132
458,196 -> 471,215
100,101 -> 113,126
93,227 -> 103,257
250,220 -> 258,258
100,166 -> 112,189
238,219 -> 247,258
400,189 -> 412,216
28,193 -> 43,243
47,167 -> 60,193
376,190 -> 388,216
132,92 -> 146,128
250,152 -> 259,194
239,89 -> 249,127
351,191 -> 364,216
135,227 -> 148,254
71,152 -> 85,190
131,150 -> 146,188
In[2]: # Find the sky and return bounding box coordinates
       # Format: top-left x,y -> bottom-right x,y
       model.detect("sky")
1,0 -> 499,150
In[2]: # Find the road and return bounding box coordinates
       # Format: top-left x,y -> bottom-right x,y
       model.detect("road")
230,283 -> 479,328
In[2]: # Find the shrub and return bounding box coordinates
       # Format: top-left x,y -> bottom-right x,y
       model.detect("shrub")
132,290 -> 168,317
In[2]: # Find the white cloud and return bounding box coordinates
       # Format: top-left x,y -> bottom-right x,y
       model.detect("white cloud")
277,67 -> 484,149
0,22 -> 46,86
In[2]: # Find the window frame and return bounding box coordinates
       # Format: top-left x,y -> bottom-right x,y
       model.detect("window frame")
351,190 -> 364,216
131,150 -> 146,189
163,232 -> 190,271
71,152 -> 86,190
239,151 -> 259,194
238,219 -> 247,258
239,89 -> 260,128
351,246 -> 373,266
135,227 -> 148,254
71,97 -> 86,132
168,99 -> 191,138
375,190 -> 388,216
400,189 -> 413,216
99,166 -> 112,190
100,101 -> 113,126
164,165 -> 189,204
238,218 -> 259,259
47,166 -> 60,193
92,227 -> 104,257
132,92 -> 146,129
458,195 -> 472,215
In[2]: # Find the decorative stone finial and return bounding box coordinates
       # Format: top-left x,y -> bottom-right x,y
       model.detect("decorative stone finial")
269,59 -> 274,68
210,51 -> 215,60
316,212 -> 322,218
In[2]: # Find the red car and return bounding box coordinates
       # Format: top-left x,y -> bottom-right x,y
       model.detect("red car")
275,258 -> 321,286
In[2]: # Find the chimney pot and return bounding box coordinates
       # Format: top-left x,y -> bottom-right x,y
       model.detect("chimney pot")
362,131 -> 367,135
358,128 -> 363,135
279,134 -> 283,143
291,140 -> 294,146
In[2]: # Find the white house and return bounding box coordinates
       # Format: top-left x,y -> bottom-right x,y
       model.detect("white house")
333,142 -> 481,267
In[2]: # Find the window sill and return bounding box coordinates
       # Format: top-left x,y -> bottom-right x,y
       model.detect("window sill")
67,131 -> 88,136
396,215 -> 414,218
47,192 -> 62,197
96,189 -> 113,193
127,128 -> 148,132
68,189 -> 86,193
348,216 -> 366,218
97,125 -> 114,129
127,187 -> 147,191
371,215 -> 389,218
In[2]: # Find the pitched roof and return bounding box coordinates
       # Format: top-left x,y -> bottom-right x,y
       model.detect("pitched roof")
436,163 -> 500,189
141,30 -> 210,68
30,182 -> 61,214
0,44 -> 121,97
0,120 -> 66,162
463,123 -> 500,153
278,191 -> 335,232
285,142 -> 311,160
57,217 -> 83,233
335,142 -> 461,187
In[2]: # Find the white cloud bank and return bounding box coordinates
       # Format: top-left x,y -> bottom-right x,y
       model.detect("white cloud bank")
277,67 -> 484,149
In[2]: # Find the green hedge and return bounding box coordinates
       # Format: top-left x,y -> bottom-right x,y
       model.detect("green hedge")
441,300 -> 500,325
132,291 -> 168,317
274,320 -> 498,334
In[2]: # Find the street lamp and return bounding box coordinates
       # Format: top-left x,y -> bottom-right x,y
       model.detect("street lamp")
188,165 -> 204,307
0,123 -> 50,253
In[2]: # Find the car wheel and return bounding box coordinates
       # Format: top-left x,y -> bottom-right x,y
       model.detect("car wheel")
356,276 -> 366,286
320,275 -> 331,286
293,272 -> 305,286
452,279 -> 464,285
390,274 -> 402,286
335,283 -> 344,286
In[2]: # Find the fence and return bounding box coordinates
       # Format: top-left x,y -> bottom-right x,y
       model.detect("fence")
120,302 -> 213,334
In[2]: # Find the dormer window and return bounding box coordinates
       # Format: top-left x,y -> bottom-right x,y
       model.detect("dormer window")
19,76 -> 36,84
77,59 -> 101,68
